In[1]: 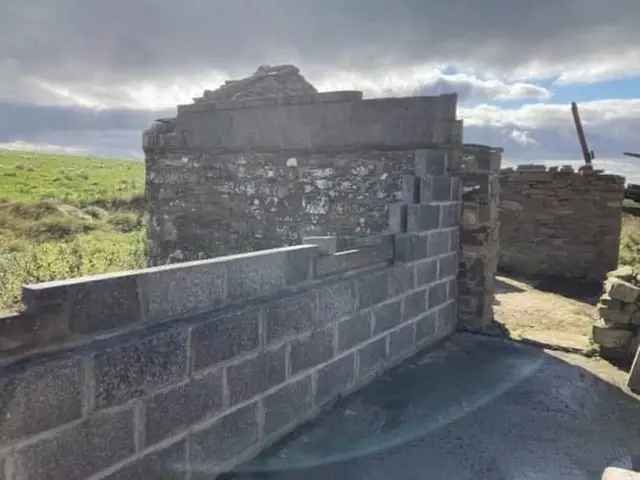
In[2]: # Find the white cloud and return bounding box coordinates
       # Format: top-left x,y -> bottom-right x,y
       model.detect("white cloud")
315,67 -> 550,103
0,140 -> 87,155
509,129 -> 538,146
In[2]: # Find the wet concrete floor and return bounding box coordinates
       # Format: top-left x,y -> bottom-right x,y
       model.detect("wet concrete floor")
226,334 -> 640,480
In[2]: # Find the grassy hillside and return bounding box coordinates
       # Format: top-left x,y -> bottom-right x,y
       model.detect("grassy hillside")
0,150 -> 146,313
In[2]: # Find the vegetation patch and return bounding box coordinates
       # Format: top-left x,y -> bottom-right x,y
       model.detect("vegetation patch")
0,150 -> 146,313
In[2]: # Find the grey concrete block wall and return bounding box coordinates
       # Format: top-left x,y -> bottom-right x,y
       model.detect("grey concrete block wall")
0,161 -> 461,479
499,166 -> 625,281
0,232 -> 459,479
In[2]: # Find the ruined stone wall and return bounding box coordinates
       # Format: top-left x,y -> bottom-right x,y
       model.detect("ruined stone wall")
499,165 -> 625,281
144,91 -> 461,265
457,145 -> 501,331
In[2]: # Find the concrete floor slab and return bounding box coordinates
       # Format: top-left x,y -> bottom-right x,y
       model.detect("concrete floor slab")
225,334 -> 640,480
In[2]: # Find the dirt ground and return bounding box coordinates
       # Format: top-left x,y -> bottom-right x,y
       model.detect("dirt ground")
494,274 -> 599,354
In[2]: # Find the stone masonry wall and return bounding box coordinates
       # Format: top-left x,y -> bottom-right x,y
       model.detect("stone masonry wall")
457,145 -> 501,331
499,165 -> 625,281
0,157 -> 460,479
144,90 -> 461,265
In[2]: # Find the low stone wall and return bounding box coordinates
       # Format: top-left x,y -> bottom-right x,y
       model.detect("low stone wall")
0,168 -> 459,479
592,266 -> 640,362
499,165 -> 625,281
457,145 -> 501,331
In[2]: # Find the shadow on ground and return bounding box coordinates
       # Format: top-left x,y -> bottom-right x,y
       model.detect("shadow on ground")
224,334 -> 640,480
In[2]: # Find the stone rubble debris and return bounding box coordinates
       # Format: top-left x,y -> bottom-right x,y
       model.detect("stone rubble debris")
193,64 -> 318,103
593,266 -> 640,363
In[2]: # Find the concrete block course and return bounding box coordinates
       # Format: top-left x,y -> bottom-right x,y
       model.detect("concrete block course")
102,440 -> 187,480
315,353 -> 356,406
290,328 -> 335,375
0,357 -> 83,447
145,368 -> 224,445
263,376 -> 313,436
227,346 -> 286,405
94,329 -> 189,409
263,291 -> 317,343
338,311 -> 372,352
191,309 -> 260,371
358,337 -> 388,378
189,403 -> 259,469
373,300 -> 403,335
13,407 -> 135,480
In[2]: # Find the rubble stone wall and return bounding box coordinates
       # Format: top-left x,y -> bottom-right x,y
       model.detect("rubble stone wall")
457,145 -> 501,331
499,166 -> 625,281
144,91 -> 461,265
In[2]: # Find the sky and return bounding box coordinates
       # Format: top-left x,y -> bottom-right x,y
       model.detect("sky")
1,0 -> 639,182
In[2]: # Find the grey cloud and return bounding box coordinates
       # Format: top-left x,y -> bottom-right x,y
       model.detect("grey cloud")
2,0 -> 639,106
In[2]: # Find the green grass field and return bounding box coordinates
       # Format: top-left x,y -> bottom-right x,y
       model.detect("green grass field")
0,150 -> 146,313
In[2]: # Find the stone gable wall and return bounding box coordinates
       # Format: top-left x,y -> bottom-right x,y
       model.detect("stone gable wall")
499,166 -> 625,281
144,91 -> 461,265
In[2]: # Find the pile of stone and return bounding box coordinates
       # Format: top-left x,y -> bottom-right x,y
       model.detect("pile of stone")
593,266 -> 640,361
194,64 -> 317,103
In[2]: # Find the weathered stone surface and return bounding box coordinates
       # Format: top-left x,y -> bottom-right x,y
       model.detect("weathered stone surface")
290,328 -> 334,374
13,408 -> 135,480
439,253 -> 458,279
227,345 -> 286,405
440,204 -> 459,228
263,292 -> 316,343
358,338 -> 387,378
608,279 -> 640,303
373,300 -> 402,335
0,357 -> 83,446
607,266 -> 635,282
103,440 -> 187,480
432,176 -> 453,201
191,309 -> 260,371
357,271 -> 389,309
315,353 -> 355,406
598,305 -> 632,326
145,368 -> 224,445
592,324 -> 633,349
403,289 -> 427,321
338,311 -> 372,352
190,403 -> 259,468
389,324 -> 415,358
196,65 -> 317,103
95,329 -> 188,408
263,376 -> 312,436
